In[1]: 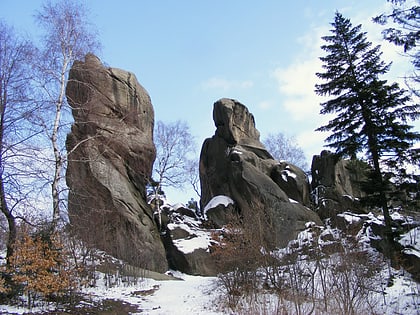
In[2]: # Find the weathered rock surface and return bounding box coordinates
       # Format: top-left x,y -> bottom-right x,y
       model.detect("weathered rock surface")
199,98 -> 321,248
65,54 -> 167,272
311,150 -> 367,220
271,161 -> 311,206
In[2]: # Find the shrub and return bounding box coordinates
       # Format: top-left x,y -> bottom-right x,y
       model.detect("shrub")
211,216 -> 266,309
4,229 -> 78,308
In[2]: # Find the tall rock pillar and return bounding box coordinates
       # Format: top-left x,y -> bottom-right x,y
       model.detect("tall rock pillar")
65,54 -> 167,272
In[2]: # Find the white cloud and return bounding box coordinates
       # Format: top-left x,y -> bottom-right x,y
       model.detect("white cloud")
201,77 -> 254,91
257,100 -> 275,110
296,128 -> 331,162
272,58 -> 324,120
272,4 -> 411,124
271,25 -> 327,121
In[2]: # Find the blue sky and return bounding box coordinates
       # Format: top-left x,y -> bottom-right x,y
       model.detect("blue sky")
1,0 -> 418,202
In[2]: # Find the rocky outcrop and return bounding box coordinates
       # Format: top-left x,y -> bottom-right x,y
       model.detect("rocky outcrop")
199,98 -> 321,248
271,161 -> 311,206
311,150 -> 367,221
65,54 -> 167,272
161,209 -> 217,276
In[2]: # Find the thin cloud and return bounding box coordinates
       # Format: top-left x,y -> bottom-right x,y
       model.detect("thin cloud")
201,77 -> 254,91
257,100 -> 275,110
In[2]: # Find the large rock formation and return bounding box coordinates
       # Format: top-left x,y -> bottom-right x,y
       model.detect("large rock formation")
199,98 -> 321,248
65,54 -> 167,272
311,150 -> 367,221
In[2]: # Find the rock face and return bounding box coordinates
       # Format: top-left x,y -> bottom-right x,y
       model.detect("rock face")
311,150 -> 367,220
199,98 -> 321,248
65,54 -> 167,272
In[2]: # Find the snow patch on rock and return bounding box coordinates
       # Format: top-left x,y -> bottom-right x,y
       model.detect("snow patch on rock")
203,195 -> 234,213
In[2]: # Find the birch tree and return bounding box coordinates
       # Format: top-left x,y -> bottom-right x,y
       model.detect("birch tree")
34,0 -> 100,229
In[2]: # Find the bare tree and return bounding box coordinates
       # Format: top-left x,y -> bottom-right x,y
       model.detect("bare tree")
186,158 -> 201,198
0,21 -> 37,263
153,120 -> 196,192
263,132 -> 308,171
34,0 -> 100,229
151,120 -> 196,227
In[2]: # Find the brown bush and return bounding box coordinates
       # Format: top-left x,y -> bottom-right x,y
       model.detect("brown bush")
4,229 -> 78,307
211,212 -> 269,309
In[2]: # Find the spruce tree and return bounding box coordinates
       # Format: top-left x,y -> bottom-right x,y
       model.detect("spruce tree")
315,12 -> 420,233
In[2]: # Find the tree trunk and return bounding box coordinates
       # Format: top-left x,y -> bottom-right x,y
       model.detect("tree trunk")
360,102 -> 392,234
0,176 -> 16,265
371,155 -> 392,234
51,60 -> 68,230
0,88 -> 17,264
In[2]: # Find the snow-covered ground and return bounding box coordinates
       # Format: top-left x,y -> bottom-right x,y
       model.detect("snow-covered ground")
1,208 -> 419,314
0,271 -> 224,315
1,267 -> 418,315
83,271 -> 223,315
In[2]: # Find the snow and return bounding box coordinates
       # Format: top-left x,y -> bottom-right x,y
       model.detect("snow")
230,149 -> 243,155
167,215 -> 214,254
2,232 -> 420,314
367,211 -> 384,225
342,194 -> 354,200
171,202 -> 186,210
297,229 -> 313,245
377,270 -> 420,314
285,168 -> 297,179
81,271 -> 222,315
135,272 -> 221,314
305,221 -> 316,228
0,271 -> 223,315
203,195 -> 234,213
1,207 -> 419,314
403,248 -> 420,258
337,211 -> 362,224
288,198 -> 299,203
0,305 -> 54,314
171,230 -> 213,254
391,211 -> 405,221
398,226 -> 420,253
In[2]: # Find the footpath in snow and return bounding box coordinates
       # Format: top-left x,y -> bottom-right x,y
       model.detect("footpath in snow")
83,271 -> 224,315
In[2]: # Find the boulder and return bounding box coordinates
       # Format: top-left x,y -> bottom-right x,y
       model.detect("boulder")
174,205 -> 197,219
161,212 -> 217,276
271,161 -> 311,206
65,54 -> 167,272
205,202 -> 236,228
199,98 -> 321,248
